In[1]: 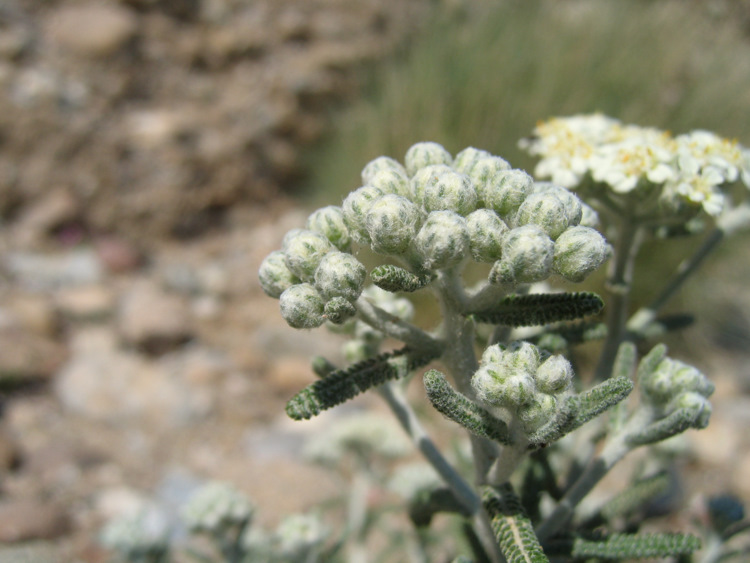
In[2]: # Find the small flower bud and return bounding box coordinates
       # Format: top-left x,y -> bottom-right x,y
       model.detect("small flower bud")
667,391 -> 712,429
361,286 -> 415,321
472,365 -> 536,408
282,230 -> 334,281
505,341 -> 543,374
314,251 -> 366,301
518,394 -> 558,432
306,206 -> 351,251
515,192 -> 572,239
671,362 -> 715,397
324,296 -> 357,324
343,339 -> 372,363
465,156 -> 512,203
365,194 -> 421,255
342,186 -> 386,244
552,226 -> 610,282
367,168 -> 411,198
641,357 -> 714,405
404,141 -> 452,176
279,283 -> 326,329
361,156 -> 408,185
481,343 -> 506,365
579,203 -> 600,228
484,169 -> 534,218
466,209 -> 508,262
258,251 -> 301,298
276,514 -> 329,560
535,355 -> 573,395
453,147 -> 493,174
182,481 -> 254,532
414,210 -> 470,270
489,225 -> 554,285
423,169 -> 478,215
532,183 -> 583,227
410,164 -> 454,206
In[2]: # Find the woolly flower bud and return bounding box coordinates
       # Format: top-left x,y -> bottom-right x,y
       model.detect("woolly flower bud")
579,202 -> 600,228
534,355 -> 573,395
490,225 -> 554,285
343,338 -> 374,363
518,394 -> 558,432
361,285 -> 415,321
306,206 -> 351,251
365,194 -> 421,255
275,514 -> 329,559
423,169 -> 478,215
182,481 -> 254,532
279,283 -> 326,329
481,343 -> 506,365
667,391 -> 712,428
414,210 -> 470,270
405,141 -> 452,176
368,168 -> 411,198
410,164 -> 454,206
323,297 -> 356,324
453,146 -> 493,174
642,357 -> 714,405
314,251 -> 366,301
342,186 -> 385,244
258,251 -> 300,298
466,209 -> 508,262
472,364 -> 536,408
515,192 -> 572,239
465,156 -> 513,203
484,169 -> 534,218
361,155 -> 408,185
100,509 -> 169,557
282,229 -> 334,281
553,226 -> 610,283
532,183 -> 583,227
388,462 -> 442,501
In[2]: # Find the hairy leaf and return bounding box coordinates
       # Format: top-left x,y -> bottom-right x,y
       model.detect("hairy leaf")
569,532 -> 700,559
467,292 -> 603,327
424,370 -> 512,445
370,265 -> 432,293
626,408 -> 701,447
601,472 -> 671,522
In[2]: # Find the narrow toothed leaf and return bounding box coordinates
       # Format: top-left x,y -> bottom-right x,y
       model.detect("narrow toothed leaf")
611,342 -> 637,380
569,532 -> 700,559
636,343 -> 668,384
424,370 -> 512,445
286,347 -> 437,420
601,472 -> 671,522
527,397 -> 579,449
626,408 -> 700,447
482,484 -> 549,563
467,292 -> 603,327
573,376 -> 634,428
370,265 -> 432,293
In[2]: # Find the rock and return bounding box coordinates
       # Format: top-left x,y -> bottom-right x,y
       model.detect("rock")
1,293 -> 58,337
94,236 -> 143,274
44,3 -> 138,58
117,280 -> 192,354
55,285 -> 115,322
5,250 -> 103,291
0,428 -> 19,472
13,188 -> 79,247
0,328 -> 68,385
0,499 -> 70,542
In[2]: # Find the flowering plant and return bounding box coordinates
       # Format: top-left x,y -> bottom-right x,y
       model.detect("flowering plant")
254,120 -> 750,562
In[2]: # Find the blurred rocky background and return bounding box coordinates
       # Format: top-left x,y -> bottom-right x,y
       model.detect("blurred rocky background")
1,0 -> 750,560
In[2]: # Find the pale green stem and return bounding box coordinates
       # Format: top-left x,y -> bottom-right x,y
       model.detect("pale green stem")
346,472 -> 370,563
594,210 -> 644,381
354,297 -> 440,351
628,201 -> 750,333
535,408 -> 652,542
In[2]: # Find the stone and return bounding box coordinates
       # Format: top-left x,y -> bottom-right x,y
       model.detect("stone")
0,499 -> 70,542
13,188 -> 79,247
1,293 -> 59,338
44,3 -> 138,58
5,250 -> 103,291
55,285 -> 115,322
117,279 -> 192,354
94,236 -> 143,274
0,428 -> 19,472
0,328 -> 68,385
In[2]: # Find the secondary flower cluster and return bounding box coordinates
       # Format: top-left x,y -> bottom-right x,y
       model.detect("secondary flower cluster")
259,142 -> 610,329
472,341 -> 573,433
520,114 -> 750,215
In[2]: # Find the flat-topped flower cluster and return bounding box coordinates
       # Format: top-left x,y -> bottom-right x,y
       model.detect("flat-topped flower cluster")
259,142 -> 610,330
520,114 -> 750,215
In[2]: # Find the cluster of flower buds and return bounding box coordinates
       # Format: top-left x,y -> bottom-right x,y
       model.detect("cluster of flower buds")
639,355 -> 714,428
181,481 -> 255,533
274,513 -> 330,560
521,114 -> 750,215
260,142 -> 610,329
471,341 -> 573,433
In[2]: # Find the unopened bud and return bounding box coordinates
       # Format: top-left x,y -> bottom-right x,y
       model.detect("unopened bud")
423,169 -> 478,215
404,142 -> 452,177
314,251 -> 366,301
365,194 -> 421,255
367,168 -> 411,198
489,225 -> 554,285
465,156 -> 512,203
362,156 -> 408,185
515,192 -> 572,239
258,251 -> 301,298
324,297 -> 357,324
552,226 -> 610,283
453,147 -> 492,174
414,211 -> 470,270
668,391 -> 712,429
472,364 -> 536,408
466,209 -> 508,262
532,183 -> 583,227
279,283 -> 326,329
484,169 -> 534,218
518,394 -> 558,432
410,164 -> 453,206
282,230 -> 334,281
535,355 -> 573,395
342,186 -> 386,244
306,206 -> 351,251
